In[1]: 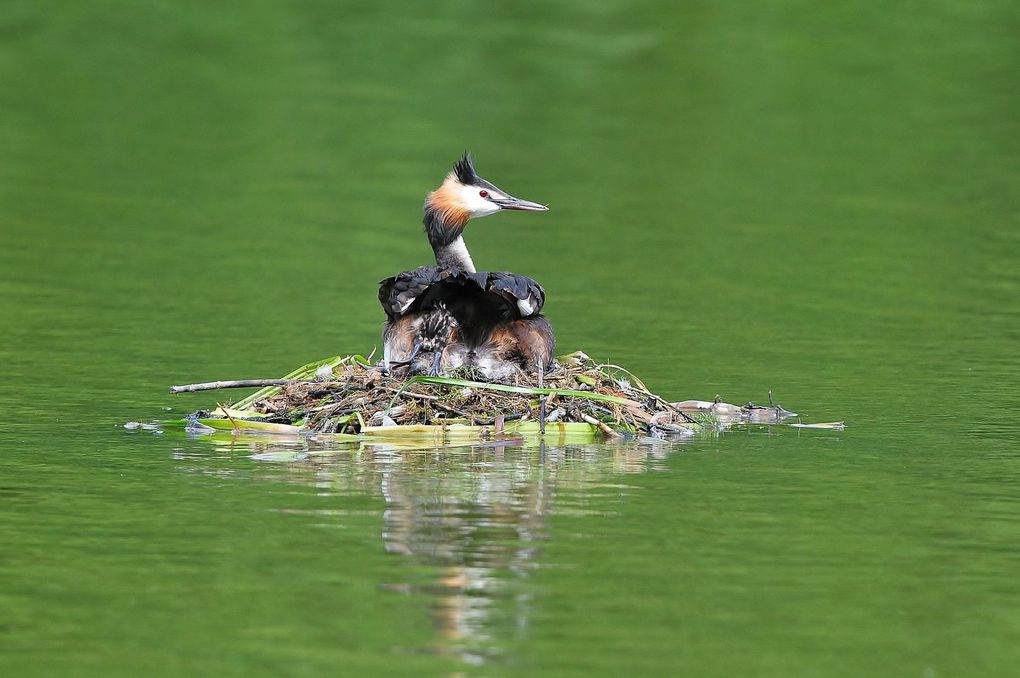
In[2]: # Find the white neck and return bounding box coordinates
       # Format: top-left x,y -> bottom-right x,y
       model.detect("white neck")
435,235 -> 476,273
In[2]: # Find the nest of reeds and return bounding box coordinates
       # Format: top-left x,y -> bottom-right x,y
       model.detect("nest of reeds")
161,351 -> 810,441
196,352 -> 695,437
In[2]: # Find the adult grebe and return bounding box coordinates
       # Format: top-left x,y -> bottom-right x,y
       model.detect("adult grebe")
379,155 -> 555,380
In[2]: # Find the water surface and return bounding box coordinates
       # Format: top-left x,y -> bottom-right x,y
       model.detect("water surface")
2,1 -> 1019,676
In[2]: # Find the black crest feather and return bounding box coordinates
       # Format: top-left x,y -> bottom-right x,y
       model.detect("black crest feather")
453,152 -> 477,185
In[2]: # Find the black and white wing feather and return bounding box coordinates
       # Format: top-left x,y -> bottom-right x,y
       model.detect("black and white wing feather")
379,266 -> 444,320
485,271 -> 545,318
379,268 -> 546,323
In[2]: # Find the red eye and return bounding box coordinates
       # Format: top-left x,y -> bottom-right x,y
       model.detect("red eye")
479,190 -> 489,198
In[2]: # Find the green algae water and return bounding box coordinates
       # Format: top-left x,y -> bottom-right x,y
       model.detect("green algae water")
2,1 -> 1019,675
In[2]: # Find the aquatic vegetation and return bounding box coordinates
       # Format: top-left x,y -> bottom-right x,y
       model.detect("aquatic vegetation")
156,352 -> 804,443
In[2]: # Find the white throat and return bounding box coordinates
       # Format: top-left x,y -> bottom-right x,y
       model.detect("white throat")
437,235 -> 476,273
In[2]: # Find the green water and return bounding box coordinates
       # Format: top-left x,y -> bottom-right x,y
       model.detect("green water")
2,1 -> 1019,675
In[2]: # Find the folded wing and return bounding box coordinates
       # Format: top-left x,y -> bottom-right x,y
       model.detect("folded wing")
379,268 -> 546,323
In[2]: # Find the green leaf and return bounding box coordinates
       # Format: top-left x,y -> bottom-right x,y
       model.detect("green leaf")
232,355 -> 349,409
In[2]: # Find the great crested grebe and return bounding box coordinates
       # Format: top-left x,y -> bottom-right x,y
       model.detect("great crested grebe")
379,154 -> 555,380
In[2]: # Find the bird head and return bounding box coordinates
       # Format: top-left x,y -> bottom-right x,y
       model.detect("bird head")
426,153 -> 549,228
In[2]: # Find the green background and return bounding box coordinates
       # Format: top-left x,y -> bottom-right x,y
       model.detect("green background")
2,1 -> 1018,675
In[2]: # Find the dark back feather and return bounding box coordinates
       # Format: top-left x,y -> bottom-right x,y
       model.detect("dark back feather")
379,268 -> 547,347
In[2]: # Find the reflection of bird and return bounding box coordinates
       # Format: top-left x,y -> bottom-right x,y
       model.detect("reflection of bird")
380,155 -> 555,379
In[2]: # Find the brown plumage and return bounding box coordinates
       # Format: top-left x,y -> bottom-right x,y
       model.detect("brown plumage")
382,302 -> 460,376
445,317 -> 556,380
426,175 -> 471,229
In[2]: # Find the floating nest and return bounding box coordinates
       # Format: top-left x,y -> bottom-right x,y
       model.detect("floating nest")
151,352 -> 816,443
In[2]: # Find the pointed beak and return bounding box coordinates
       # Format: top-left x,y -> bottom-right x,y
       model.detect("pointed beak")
492,194 -> 549,212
